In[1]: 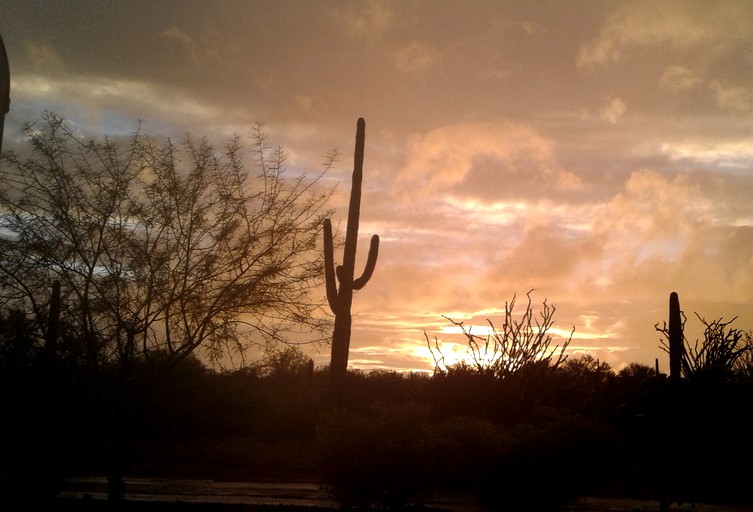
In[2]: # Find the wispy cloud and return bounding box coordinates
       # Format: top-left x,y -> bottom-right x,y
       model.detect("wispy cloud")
577,2 -> 751,67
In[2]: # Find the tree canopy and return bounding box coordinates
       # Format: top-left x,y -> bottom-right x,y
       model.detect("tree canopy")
0,112 -> 335,374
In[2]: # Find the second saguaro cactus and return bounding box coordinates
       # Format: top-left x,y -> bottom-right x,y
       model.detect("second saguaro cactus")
46,280 -> 61,351
668,291 -> 683,381
324,118 -> 379,383
1,32 -> 11,154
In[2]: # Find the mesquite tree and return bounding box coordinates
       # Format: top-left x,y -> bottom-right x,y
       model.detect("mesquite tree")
1,113 -> 334,367
0,112 -> 334,499
323,118 -> 379,384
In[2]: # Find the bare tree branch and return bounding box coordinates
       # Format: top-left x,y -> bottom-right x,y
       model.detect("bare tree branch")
0,112 -> 335,374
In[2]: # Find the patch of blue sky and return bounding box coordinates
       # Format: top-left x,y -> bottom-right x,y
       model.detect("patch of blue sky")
634,236 -> 685,263
660,141 -> 753,173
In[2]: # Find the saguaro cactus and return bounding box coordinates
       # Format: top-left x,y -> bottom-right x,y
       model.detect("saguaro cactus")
46,280 -> 61,353
324,118 -> 379,384
0,32 -> 10,154
668,291 -> 683,382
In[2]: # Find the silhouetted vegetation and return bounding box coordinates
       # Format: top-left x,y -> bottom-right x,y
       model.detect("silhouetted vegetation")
2,272 -> 753,511
428,291 -> 572,381
3,328 -> 753,510
649,292 -> 753,511
0,113 -> 336,503
2,117 -> 752,511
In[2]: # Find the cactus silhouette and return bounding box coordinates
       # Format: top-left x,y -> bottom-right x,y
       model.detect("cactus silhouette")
668,291 -> 683,381
324,118 -> 379,384
0,32 -> 10,154
46,280 -> 61,352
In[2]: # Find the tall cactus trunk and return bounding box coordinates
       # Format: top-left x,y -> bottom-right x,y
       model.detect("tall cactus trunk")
668,291 -> 683,382
0,32 -> 10,155
324,118 -> 379,386
46,280 -> 61,352
330,308 -> 353,378
42,280 -> 62,374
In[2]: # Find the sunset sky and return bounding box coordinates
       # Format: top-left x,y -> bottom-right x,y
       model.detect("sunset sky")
2,0 -> 753,373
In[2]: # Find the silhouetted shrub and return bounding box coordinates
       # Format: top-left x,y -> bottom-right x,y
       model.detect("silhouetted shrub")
615,362 -> 657,404
423,416 -> 510,492
657,308 -> 753,384
428,291 -> 572,380
478,408 -> 621,511
617,368 -> 753,505
316,402 -> 434,509
550,355 -> 617,417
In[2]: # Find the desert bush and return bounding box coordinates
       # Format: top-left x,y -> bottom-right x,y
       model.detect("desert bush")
316,387 -> 623,510
551,355 -> 617,417
427,358 -> 569,424
316,402 -> 435,509
657,309 -> 753,383
478,408 -> 622,511
428,291 -> 572,380
423,416 -> 511,491
327,369 -> 431,412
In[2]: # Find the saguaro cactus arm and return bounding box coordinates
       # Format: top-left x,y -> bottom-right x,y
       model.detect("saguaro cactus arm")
323,218 -> 340,313
46,280 -> 61,348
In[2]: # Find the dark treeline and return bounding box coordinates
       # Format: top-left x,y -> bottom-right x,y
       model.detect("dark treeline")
3,323 -> 753,511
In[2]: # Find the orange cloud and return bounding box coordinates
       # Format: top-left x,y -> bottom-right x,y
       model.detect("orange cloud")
397,122 -> 579,201
577,2 -> 752,67
393,41 -> 442,73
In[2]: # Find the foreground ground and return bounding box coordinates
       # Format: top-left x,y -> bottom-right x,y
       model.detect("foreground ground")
19,496 -> 753,512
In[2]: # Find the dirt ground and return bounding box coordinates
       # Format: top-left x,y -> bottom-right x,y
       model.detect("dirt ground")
25,496 -> 753,512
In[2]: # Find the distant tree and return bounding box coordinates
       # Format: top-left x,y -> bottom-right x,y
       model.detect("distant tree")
262,346 -> 314,379
0,112 -> 335,500
614,362 -> 656,404
617,362 -> 656,382
562,353 -> 612,377
0,308 -> 40,371
557,354 -> 616,415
